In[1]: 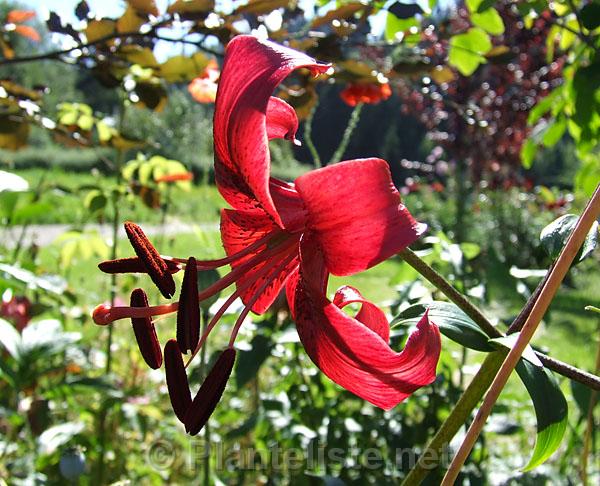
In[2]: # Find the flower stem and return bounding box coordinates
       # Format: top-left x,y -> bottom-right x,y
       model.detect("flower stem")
304,99 -> 321,168
329,102 -> 363,165
401,350 -> 507,485
580,318 -> 600,485
442,184 -> 600,484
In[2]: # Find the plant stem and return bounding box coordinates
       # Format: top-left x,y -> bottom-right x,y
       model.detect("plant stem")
401,351 -> 507,485
329,103 -> 363,164
97,101 -> 128,484
200,309 -> 211,486
399,247 -> 600,390
304,99 -> 321,168
442,184 -> 600,484
580,318 -> 600,485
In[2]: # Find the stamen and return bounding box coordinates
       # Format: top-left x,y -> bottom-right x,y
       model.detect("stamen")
164,339 -> 192,423
184,347 -> 236,436
92,302 -> 178,325
228,253 -> 297,347
130,288 -> 163,370
171,230 -> 284,269
184,243 -> 299,367
98,257 -> 180,274
177,257 -> 200,354
124,222 -> 176,299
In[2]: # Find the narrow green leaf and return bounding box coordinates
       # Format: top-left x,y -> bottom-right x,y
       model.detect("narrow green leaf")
392,301 -> 494,352
488,334 -> 543,367
516,360 -> 568,471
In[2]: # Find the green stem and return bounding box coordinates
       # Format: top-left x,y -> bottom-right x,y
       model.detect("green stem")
401,351 -> 507,485
329,103 -> 363,165
398,248 -> 600,390
304,99 -> 321,168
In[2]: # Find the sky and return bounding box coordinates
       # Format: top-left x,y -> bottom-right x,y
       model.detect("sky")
23,1 -> 389,60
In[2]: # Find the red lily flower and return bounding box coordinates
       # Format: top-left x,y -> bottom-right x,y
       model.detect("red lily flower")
93,36 -> 440,430
340,82 -> 392,107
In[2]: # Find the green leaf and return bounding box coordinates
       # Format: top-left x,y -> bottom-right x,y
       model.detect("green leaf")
580,2 -> 600,30
516,360 -> 568,471
385,11 -> 419,42
528,87 -> 562,125
235,333 -> 273,389
392,302 -> 494,352
488,334 -> 543,367
466,0 -> 504,34
575,155 -> 600,197
540,214 -> 599,263
471,9 -> 504,35
0,317 -> 21,357
520,138 -> 537,169
449,28 -> 492,76
542,117 -> 567,147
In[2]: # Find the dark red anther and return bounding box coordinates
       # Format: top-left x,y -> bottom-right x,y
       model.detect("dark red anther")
130,288 -> 163,369
98,257 -> 180,275
124,222 -> 176,299
164,339 -> 192,423
177,257 -> 200,354
184,348 -> 236,436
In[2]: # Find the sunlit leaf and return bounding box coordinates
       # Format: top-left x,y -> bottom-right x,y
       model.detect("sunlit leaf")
520,138 -> 536,169
540,214 -> 598,264
127,0 -> 159,17
167,0 -> 214,15
516,360 -> 568,471
0,170 -> 29,192
85,19 -> 116,43
0,318 -> 21,357
234,0 -> 291,16
312,2 -> 367,28
117,6 -> 147,33
466,0 -> 505,35
448,28 -> 492,76
392,301 -> 494,352
37,422 -> 85,456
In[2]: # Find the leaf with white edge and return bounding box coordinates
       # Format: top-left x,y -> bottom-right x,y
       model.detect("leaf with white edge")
0,318 -> 21,357
392,301 -> 494,352
449,28 -> 492,76
488,334 -> 543,367
0,170 -> 29,192
540,214 -> 598,264
37,422 -> 85,455
516,360 -> 567,471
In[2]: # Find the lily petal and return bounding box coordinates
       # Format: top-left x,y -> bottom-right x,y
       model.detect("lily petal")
294,158 -> 427,276
220,208 -> 298,313
266,96 -> 299,143
332,286 -> 390,343
214,35 -> 329,227
294,238 -> 440,410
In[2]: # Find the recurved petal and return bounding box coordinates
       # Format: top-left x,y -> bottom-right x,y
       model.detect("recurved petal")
294,238 -> 440,410
332,286 -> 390,343
294,158 -> 426,276
295,284 -> 440,410
214,35 -> 329,227
266,96 -> 299,143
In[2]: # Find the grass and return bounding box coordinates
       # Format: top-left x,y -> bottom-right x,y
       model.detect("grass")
8,167 -> 224,225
